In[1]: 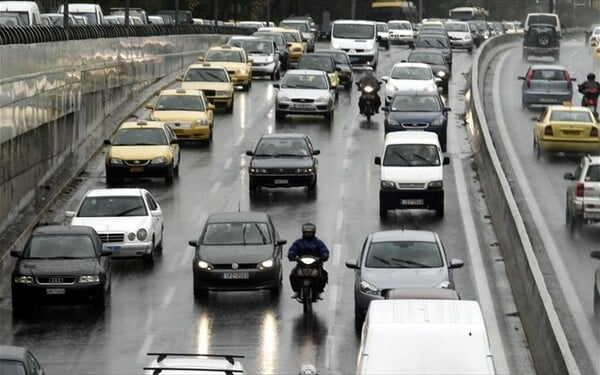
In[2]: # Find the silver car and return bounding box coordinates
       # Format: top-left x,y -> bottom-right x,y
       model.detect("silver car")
345,229 -> 464,330
591,251 -> 600,318
274,69 -> 335,121
240,38 -> 281,80
518,64 -> 575,109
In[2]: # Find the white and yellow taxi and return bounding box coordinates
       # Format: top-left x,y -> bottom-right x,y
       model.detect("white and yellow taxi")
200,45 -> 252,91
104,120 -> 180,184
533,104 -> 600,159
147,88 -> 214,143
179,63 -> 234,112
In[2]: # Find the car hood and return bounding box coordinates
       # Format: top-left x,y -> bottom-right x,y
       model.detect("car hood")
199,244 -> 273,263
151,111 -> 207,123
279,88 -> 330,99
248,53 -> 274,63
71,216 -> 151,233
361,267 -> 448,288
180,82 -> 232,91
447,31 -> 471,38
386,111 -> 443,123
381,165 -> 443,183
387,79 -> 437,92
16,258 -> 99,276
250,157 -> 313,168
107,145 -> 172,160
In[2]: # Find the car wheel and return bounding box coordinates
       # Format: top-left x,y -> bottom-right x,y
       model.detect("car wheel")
594,280 -> 600,319
227,97 -> 234,113
385,41 -> 390,50
174,154 -> 180,177
269,274 -> 282,297
165,166 -> 174,185
537,33 -> 551,46
379,200 -> 388,220
354,306 -> 366,333
307,177 -> 317,195
143,242 -> 155,266
93,289 -> 106,308
435,203 -> 445,218
156,227 -> 164,253
276,110 -> 286,121
325,109 -> 334,122
249,180 -> 260,195
533,137 -> 542,159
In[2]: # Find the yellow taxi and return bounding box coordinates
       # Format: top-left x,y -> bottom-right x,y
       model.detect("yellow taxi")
147,88 -> 214,143
258,27 -> 305,66
533,104 -> 599,158
179,63 -> 234,112
104,120 -> 180,184
200,45 -> 252,91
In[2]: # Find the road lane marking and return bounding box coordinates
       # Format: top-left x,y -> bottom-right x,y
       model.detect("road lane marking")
493,50 -> 594,372
160,285 -> 176,309
335,209 -> 343,231
137,334 -> 154,364
332,243 -> 341,267
234,136 -> 243,147
180,245 -> 194,268
224,158 -> 232,170
210,182 -> 221,195
145,311 -> 154,331
339,183 -> 345,200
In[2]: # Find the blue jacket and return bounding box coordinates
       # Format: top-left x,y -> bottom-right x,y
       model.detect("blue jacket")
288,237 -> 329,261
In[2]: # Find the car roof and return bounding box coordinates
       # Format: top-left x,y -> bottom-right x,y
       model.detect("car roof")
0,345 -> 27,361
259,133 -> 307,140
528,64 -> 567,70
547,104 -> 593,113
333,19 -> 376,25
118,120 -> 167,130
207,45 -> 245,52
84,188 -> 146,197
159,88 -> 203,97
370,229 -> 438,243
186,64 -> 228,71
207,211 -> 270,223
145,354 -> 244,374
390,90 -> 442,98
284,69 -> 327,76
384,287 -> 460,300
391,62 -> 431,69
384,131 -> 441,146
32,224 -> 98,236
409,49 -> 445,55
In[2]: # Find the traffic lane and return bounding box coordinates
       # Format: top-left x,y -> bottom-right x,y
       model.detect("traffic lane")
491,38 -> 599,374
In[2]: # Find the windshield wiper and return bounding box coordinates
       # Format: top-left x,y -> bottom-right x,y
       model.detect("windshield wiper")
254,223 -> 268,244
391,151 -> 410,165
115,207 -> 143,216
276,153 -> 304,157
373,256 -> 391,265
254,153 -> 274,157
390,258 -> 430,267
412,153 -> 437,165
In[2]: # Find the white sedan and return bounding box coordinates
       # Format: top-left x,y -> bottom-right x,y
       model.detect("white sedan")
382,62 -> 440,105
589,26 -> 600,47
66,188 -> 164,266
274,69 -> 335,122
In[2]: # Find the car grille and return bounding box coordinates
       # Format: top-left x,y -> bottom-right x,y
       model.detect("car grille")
124,160 -> 150,167
267,168 -> 301,174
202,89 -> 216,97
342,48 -> 365,53
401,122 -> 429,129
37,277 -> 77,285
98,233 -> 125,243
291,98 -> 315,103
213,263 -> 256,270
397,182 -> 426,189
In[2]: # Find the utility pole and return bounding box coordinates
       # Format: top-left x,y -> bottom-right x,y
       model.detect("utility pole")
124,0 -> 130,27
63,0 -> 69,34
351,0 -> 356,19
175,0 -> 179,25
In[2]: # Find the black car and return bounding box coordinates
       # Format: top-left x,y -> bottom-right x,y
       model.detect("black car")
190,211 -> 287,298
412,35 -> 453,68
0,345 -> 45,374
316,49 -> 354,89
382,91 -> 451,151
522,23 -> 560,61
11,224 -> 112,316
406,49 -> 450,92
246,133 -> 319,194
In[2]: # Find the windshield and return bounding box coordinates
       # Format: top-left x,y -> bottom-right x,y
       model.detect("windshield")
254,137 -> 310,156
112,128 -> 168,146
281,21 -> 308,32
156,95 -> 205,112
528,15 -> 557,26
415,37 -> 449,48
78,196 -> 148,217
388,21 -> 411,30
0,11 -> 29,25
298,56 -> 334,72
366,241 -> 443,268
255,33 -> 285,49
333,23 -> 375,39
184,68 -> 229,83
25,234 -> 96,258
281,73 -> 329,89
408,52 -> 445,65
205,50 -> 243,63
390,95 -> 441,112
383,144 -> 441,166
391,66 -> 432,80
241,40 -> 273,54
0,13 -> 25,26
550,111 -> 593,122
327,52 -> 349,65
202,222 -> 272,245
444,22 -> 469,31
70,12 -> 97,24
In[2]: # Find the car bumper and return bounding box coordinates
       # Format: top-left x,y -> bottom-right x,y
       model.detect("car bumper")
347,52 -> 378,66
250,174 -> 316,188
106,164 -> 172,179
380,189 -> 444,210
538,138 -> 600,154
206,95 -> 233,108
523,46 -> 559,56
523,92 -> 572,106
172,127 -> 211,141
450,39 -> 473,48
389,35 -> 413,44
193,267 -> 280,291
252,62 -> 277,75
103,241 -> 153,258
277,102 -> 332,115
12,282 -> 105,303
230,73 -> 251,86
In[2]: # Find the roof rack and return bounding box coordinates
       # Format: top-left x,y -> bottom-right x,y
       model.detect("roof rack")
147,353 -> 244,365
143,366 -> 243,374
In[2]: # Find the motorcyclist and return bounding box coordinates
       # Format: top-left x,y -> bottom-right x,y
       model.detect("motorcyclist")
288,223 -> 329,298
357,69 -> 382,115
578,73 -> 600,114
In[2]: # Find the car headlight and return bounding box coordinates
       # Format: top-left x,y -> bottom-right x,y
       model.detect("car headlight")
197,260 -> 213,270
381,180 -> 396,190
425,83 -> 437,92
127,232 -> 136,241
435,280 -> 451,288
464,35 -> 472,41
278,95 -> 291,102
431,116 -> 444,126
386,83 -> 398,92
238,67 -> 248,74
109,157 -> 124,165
363,85 -> 375,93
428,180 -> 443,189
150,156 -> 168,164
316,96 -> 329,104
216,90 -> 229,96
258,259 -> 274,270
359,280 -> 379,295
265,56 -> 274,63
295,167 -> 314,173
436,71 -> 446,78
136,228 -> 148,241
79,275 -> 100,283
249,168 -> 268,173
196,119 -> 207,126
14,276 -> 33,284
331,43 -> 340,49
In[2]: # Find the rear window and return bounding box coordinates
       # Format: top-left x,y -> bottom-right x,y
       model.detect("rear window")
550,110 -> 593,122
531,69 -> 566,80
528,14 -> 558,26
585,165 -> 600,182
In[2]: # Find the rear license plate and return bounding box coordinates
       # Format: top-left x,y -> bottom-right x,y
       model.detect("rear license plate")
274,179 -> 288,184
294,104 -> 312,109
46,288 -> 65,295
401,199 -> 424,205
223,272 -> 249,279
562,130 -> 580,135
130,166 -> 144,172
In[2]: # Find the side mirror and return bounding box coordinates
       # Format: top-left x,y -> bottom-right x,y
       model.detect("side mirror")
277,239 -> 287,246
443,107 -> 451,112
449,258 -> 464,269
145,103 -> 154,110
517,76 -> 525,80
382,76 -> 389,82
65,211 -> 76,218
382,106 -> 390,113
531,116 -> 538,121
563,172 -> 575,180
272,83 -> 280,89
313,149 -> 321,155
374,156 -> 381,165
10,250 -> 22,258
100,250 -> 113,257
177,75 -> 184,82
103,139 -> 111,145
443,156 -> 450,165
197,56 -> 204,62
591,251 -> 600,260
345,259 -> 359,269
245,150 -> 254,156
208,104 -> 215,111
188,240 -> 199,247
171,139 -> 180,145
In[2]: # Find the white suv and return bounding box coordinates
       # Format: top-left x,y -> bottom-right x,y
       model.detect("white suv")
375,131 -> 449,219
563,155 -> 600,232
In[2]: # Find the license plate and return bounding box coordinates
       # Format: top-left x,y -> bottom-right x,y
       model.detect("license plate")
401,199 -> 424,205
130,166 -> 144,172
274,179 -> 288,184
46,288 -> 65,295
106,245 -> 120,252
222,272 -> 249,279
539,98 -> 555,103
294,104 -> 312,109
562,130 -> 580,135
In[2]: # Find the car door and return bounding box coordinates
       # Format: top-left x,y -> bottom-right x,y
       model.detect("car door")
165,126 -> 180,167
268,216 -> 282,260
304,136 -> 318,171
144,192 -> 163,244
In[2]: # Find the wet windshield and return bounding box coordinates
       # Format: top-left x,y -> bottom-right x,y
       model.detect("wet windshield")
383,144 -> 440,166
156,95 -> 205,111
113,128 -> 168,146
254,138 -> 310,157
202,222 -> 272,245
366,241 -> 443,268
390,95 -> 441,112
78,196 -> 148,217
281,73 -> 329,89
184,68 -> 229,82
26,234 -> 96,258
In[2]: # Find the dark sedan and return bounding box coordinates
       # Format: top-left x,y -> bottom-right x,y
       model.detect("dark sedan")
406,49 -> 450,92
11,225 -> 112,316
383,91 -> 451,151
413,35 -> 453,68
190,211 -> 287,299
316,49 -> 354,89
246,133 -> 319,194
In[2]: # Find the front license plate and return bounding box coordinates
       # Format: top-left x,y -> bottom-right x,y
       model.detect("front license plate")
130,166 -> 144,172
401,199 -> 424,205
223,272 -> 249,279
106,245 -> 120,252
294,104 -> 312,109
46,288 -> 65,295
274,179 -> 288,184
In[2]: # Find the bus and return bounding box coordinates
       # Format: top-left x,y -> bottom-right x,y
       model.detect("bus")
448,7 -> 488,21
369,0 -> 418,23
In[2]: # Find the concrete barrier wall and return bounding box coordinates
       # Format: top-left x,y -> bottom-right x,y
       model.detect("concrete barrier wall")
468,34 -> 579,374
0,34 -> 229,236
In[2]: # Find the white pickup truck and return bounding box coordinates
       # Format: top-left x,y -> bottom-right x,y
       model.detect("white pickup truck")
563,155 -> 600,232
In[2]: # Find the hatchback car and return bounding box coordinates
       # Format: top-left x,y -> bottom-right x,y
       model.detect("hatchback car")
147,88 -> 214,143
387,20 -> 414,46
179,63 -> 234,112
406,49 -> 450,92
413,35 -> 453,68
0,345 -> 45,374
297,53 -> 341,92
444,21 -> 473,52
11,225 -> 112,315
189,211 -> 287,298
376,22 -> 390,50
345,229 -> 464,329
246,133 -> 319,195
253,31 -> 290,70
240,38 -> 281,80
200,45 -> 252,91
274,69 -> 335,121
383,91 -> 451,150
103,120 -> 180,184
382,62 -> 439,106
518,65 -> 575,109
66,188 -> 164,265
258,27 -> 305,66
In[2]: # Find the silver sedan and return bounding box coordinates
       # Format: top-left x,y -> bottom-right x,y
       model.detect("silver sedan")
273,69 -> 335,122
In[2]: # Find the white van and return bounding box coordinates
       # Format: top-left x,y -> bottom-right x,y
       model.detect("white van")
331,20 -> 379,69
524,13 -> 561,36
357,299 -> 495,375
57,3 -> 104,25
0,1 -> 41,26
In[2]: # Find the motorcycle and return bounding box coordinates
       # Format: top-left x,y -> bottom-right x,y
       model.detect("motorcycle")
580,85 -> 599,119
292,255 -> 324,314
356,81 -> 381,123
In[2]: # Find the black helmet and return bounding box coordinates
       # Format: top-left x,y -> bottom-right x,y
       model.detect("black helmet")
302,223 -> 316,239
588,73 -> 596,81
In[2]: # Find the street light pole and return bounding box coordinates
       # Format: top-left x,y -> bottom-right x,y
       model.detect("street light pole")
351,0 -> 356,19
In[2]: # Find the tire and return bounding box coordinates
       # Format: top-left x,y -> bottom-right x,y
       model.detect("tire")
537,33 -> 551,46
227,98 -> 234,113
249,180 -> 259,195
270,273 -> 282,297
193,283 -> 209,299
307,177 -> 317,194
366,111 -> 371,123
155,227 -> 164,253
208,126 -> 213,143
568,210 -> 582,233
379,200 -> 388,220
325,109 -> 334,122
301,285 -> 312,314
143,242 -> 155,266
165,166 -> 174,185
174,154 -> 180,177
385,41 -> 390,50
594,282 -> 600,319
533,137 -> 542,160
354,306 -> 366,333
276,110 -> 286,121
435,203 -> 445,218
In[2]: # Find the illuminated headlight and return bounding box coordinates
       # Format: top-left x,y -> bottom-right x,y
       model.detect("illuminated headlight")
359,280 -> 379,295
197,260 -> 213,270
136,228 -> 148,241
216,90 -> 229,96
428,180 -> 443,189
295,167 -> 314,173
316,96 -> 329,103
386,83 -> 398,92
425,83 -> 437,92
150,156 -> 168,164
431,116 -> 444,126
265,56 -> 274,63
249,168 -> 268,173
380,180 -> 396,190
277,95 -> 291,102
14,276 -> 33,284
435,280 -> 451,288
109,158 -> 124,165
299,257 -> 317,265
79,275 -> 100,283
363,85 -> 375,93
331,43 -> 340,49
258,259 -> 274,269
436,71 -> 446,78
238,67 -> 248,74
196,119 -> 207,126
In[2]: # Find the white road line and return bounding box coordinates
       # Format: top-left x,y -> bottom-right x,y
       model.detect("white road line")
346,137 -> 352,151
453,156 -> 510,374
327,284 -> 338,319
332,243 -> 341,267
137,334 -> 154,364
342,157 -> 349,171
224,158 -> 232,170
144,310 -> 154,331
210,182 -> 221,195
193,212 -> 207,230
339,182 -> 345,200
493,50 -> 595,372
180,245 -> 194,268
234,136 -> 243,147
335,209 -> 343,231
160,285 -> 176,309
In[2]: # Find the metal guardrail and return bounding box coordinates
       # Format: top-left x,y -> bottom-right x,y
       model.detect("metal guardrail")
0,24 -> 253,45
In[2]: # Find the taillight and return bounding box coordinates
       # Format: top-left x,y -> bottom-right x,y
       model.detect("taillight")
544,126 -> 553,136
591,127 -> 598,137
576,183 -> 584,197
526,70 -> 534,89
564,70 -> 572,89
